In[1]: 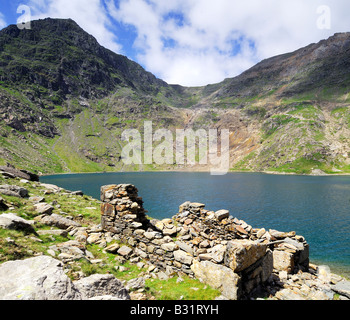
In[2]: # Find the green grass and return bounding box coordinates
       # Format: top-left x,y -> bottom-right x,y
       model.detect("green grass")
0,220 -> 75,264
331,106 -> 350,128
52,138 -> 105,173
262,114 -> 301,138
288,104 -> 323,121
68,251 -> 222,300
272,156 -> 330,175
0,127 -> 66,174
244,106 -> 267,120
0,174 -> 101,264
145,276 -> 221,300
106,116 -> 121,128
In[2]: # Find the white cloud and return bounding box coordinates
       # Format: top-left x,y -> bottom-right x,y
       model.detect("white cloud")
21,0 -> 350,86
107,0 -> 350,86
26,0 -> 122,53
0,12 -> 6,29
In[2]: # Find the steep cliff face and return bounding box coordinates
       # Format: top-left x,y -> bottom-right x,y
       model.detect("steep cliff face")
0,18 -> 349,174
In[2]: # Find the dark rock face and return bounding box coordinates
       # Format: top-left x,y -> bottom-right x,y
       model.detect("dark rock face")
0,165 -> 39,181
0,90 -> 58,138
0,18 -> 181,144
0,18 -> 170,100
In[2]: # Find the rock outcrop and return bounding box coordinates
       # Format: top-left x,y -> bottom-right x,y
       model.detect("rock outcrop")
0,184 -> 28,198
0,256 -> 82,300
73,274 -> 130,300
0,255 -> 130,300
0,213 -> 36,233
0,165 -> 39,182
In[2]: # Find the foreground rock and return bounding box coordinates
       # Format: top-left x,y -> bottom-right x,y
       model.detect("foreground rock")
0,165 -> 39,182
0,213 -> 36,233
73,274 -> 130,300
33,203 -> 54,215
0,185 -> 28,198
191,260 -> 241,300
331,280 -> 350,299
0,256 -> 82,300
0,256 -> 130,300
38,213 -> 82,229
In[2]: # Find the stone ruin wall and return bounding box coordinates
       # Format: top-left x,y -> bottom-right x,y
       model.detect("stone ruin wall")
100,184 -> 310,300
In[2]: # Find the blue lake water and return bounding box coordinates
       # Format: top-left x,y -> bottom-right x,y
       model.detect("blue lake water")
41,172 -> 350,277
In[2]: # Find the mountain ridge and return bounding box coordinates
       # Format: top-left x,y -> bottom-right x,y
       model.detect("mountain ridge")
0,18 -> 349,174
194,32 -> 350,104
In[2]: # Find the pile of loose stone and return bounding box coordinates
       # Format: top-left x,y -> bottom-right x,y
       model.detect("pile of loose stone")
97,184 -> 350,300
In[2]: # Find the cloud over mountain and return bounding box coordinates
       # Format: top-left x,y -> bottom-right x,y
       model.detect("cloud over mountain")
12,0 -> 350,86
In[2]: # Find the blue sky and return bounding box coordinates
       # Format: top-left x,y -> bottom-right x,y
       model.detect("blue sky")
1,0 -> 350,86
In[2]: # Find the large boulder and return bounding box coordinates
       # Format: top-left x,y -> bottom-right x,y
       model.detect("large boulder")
34,203 -> 54,215
39,214 -> 81,230
273,250 -> 295,273
73,274 -> 130,300
224,240 -> 267,273
331,280 -> 350,299
174,250 -> 193,265
39,183 -> 63,194
272,239 -> 309,273
0,166 -> 39,182
0,256 -> 82,300
0,213 -> 36,233
191,259 -> 241,300
0,185 -> 28,198
0,256 -> 131,300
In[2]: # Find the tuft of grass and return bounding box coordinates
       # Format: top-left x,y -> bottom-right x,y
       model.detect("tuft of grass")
0,227 -> 71,263
272,156 -> 331,175
145,276 -> 221,300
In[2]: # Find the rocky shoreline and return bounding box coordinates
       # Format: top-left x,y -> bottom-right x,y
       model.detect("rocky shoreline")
0,166 -> 349,300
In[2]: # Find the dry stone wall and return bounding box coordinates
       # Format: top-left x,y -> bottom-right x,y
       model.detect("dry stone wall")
100,184 -> 310,300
